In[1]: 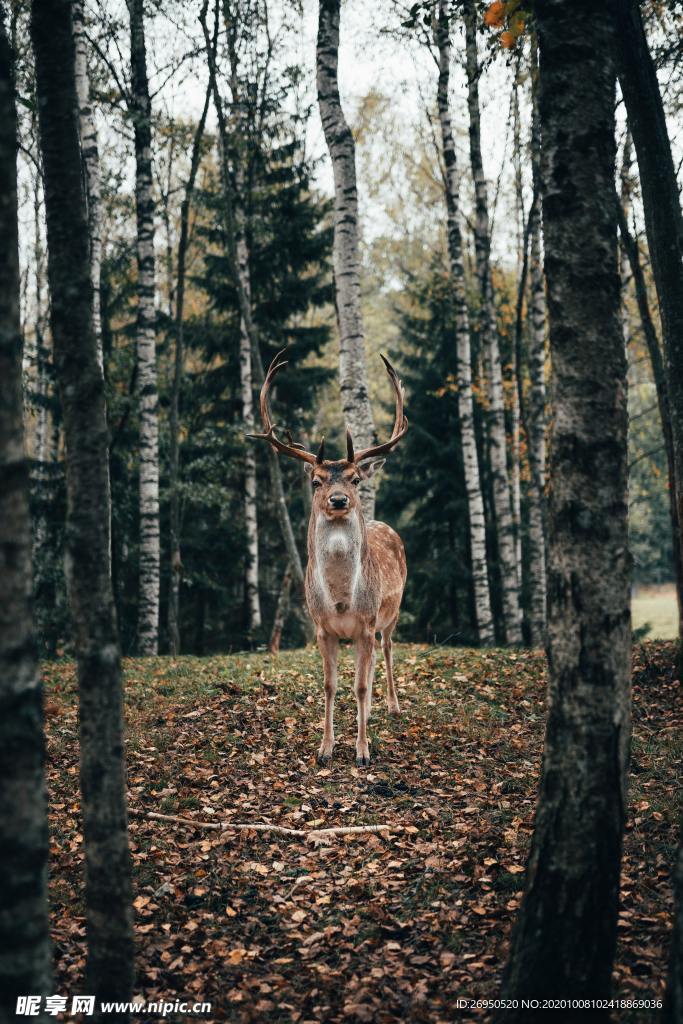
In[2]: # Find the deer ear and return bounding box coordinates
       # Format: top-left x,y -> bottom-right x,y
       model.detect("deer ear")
303,464 -> 314,478
359,458 -> 386,480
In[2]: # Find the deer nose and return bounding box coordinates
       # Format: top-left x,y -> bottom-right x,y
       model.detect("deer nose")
329,492 -> 349,509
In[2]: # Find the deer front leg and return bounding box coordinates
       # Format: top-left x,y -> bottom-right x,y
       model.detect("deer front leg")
317,629 -> 338,763
354,629 -> 375,766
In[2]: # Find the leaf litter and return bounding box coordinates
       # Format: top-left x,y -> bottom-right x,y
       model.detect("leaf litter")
43,641 -> 680,1022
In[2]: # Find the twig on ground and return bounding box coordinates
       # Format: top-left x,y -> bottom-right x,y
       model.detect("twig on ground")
130,808 -> 400,841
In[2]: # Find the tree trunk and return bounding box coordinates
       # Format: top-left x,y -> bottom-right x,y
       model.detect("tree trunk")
269,564 -> 293,655
614,0 -> 683,643
434,0 -> 494,646
72,0 -> 103,371
225,26 -> 263,639
128,0 -> 160,655
30,143 -> 51,468
31,0 -> 134,1014
526,36 -> 547,646
619,135 -> 633,346
200,0 -> 310,638
510,66 -> 524,596
317,0 -> 376,519
0,17 -> 51,1017
238,277 -> 262,639
464,0 -> 521,644
666,819 -> 683,1021
617,202 -> 683,647
168,83 -> 212,656
498,0 -> 630,1011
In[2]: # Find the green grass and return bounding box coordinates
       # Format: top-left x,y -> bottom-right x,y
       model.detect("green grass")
632,583 -> 678,639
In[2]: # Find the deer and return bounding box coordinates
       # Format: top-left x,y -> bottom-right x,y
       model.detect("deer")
249,350 -> 408,766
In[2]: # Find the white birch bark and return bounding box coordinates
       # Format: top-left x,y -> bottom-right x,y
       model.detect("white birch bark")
511,71 -> 524,593
224,18 -> 262,637
464,1 -> 522,643
31,160 -> 50,470
317,0 -> 376,518
72,0 -> 103,372
128,0 -> 160,655
435,0 -> 494,645
619,133 -> 633,345
236,220 -> 262,635
526,37 -> 547,646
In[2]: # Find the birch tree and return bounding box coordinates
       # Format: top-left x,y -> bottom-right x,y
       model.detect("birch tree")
463,0 -> 521,644
0,12 -> 51,1015
225,2 -> 262,637
31,0 -> 134,1011
434,0 -> 494,645
127,0 -> 160,655
526,36 -> 547,645
72,0 -> 103,370
498,0 -> 630,1008
200,0 -> 309,639
317,0 -> 377,519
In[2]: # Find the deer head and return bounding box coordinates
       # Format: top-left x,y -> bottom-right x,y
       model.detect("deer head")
248,350 -> 408,520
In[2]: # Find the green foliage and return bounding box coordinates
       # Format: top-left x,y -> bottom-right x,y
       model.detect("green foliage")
380,263 -> 484,644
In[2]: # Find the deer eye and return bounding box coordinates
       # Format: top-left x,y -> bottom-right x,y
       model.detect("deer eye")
311,478 -> 322,489
351,477 -> 361,486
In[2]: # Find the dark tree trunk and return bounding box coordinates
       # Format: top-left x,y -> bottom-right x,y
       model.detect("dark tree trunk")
614,0 -> 683,642
617,203 -> 683,627
666,821 -> 683,1021
31,0 -> 134,1015
168,83 -> 211,656
613,9 -> 683,1007
498,0 -> 630,1014
0,16 -> 51,1018
269,564 -> 293,655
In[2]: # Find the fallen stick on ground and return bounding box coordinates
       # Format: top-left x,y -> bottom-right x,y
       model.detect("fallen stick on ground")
130,808 -> 398,840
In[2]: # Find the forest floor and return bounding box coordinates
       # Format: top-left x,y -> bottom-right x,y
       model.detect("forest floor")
44,642 -> 681,1023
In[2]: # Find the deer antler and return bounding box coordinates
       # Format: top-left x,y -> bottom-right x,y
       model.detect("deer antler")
247,349 -> 324,464
351,354 -> 408,463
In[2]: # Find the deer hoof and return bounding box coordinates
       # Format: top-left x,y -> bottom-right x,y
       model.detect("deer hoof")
317,749 -> 333,764
387,701 -> 401,715
355,754 -> 371,767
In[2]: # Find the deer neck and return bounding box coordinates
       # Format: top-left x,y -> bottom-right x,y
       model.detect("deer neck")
308,508 -> 368,611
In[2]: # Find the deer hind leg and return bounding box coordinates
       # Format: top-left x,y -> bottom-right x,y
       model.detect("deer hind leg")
382,619 -> 400,715
366,645 -> 377,723
317,629 -> 338,763
354,629 -> 375,766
